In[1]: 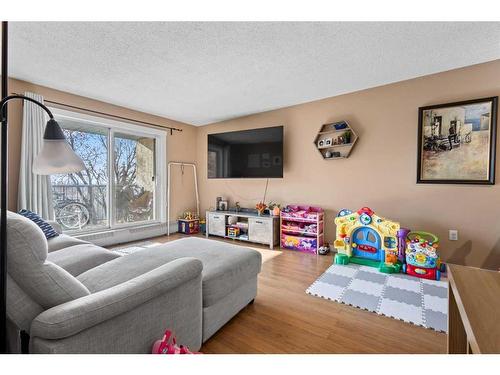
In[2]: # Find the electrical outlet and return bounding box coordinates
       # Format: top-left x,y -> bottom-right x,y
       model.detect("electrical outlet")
449,230 -> 458,241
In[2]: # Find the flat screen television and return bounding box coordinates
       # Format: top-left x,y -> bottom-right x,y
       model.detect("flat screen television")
208,126 -> 283,178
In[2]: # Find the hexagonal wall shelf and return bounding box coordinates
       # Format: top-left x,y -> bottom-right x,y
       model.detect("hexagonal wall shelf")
313,120 -> 358,160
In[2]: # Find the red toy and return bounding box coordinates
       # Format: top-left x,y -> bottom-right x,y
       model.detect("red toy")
402,231 -> 445,281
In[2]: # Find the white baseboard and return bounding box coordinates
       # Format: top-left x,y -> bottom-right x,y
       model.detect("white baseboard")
76,221 -> 179,247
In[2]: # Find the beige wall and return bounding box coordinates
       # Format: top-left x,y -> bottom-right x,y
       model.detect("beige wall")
4,78 -> 199,221
5,60 -> 500,269
196,60 -> 500,270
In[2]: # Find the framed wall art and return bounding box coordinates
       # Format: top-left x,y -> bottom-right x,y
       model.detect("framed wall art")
417,97 -> 498,184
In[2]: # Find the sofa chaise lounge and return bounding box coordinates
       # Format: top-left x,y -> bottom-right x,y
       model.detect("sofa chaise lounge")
6,211 -> 261,353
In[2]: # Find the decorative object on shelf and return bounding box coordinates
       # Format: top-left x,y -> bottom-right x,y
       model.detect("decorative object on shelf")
215,196 -> 222,210
314,120 -> 358,159
268,201 -> 281,216
343,130 -> 351,144
333,121 -> 348,130
280,204 -> 324,254
333,207 -> 445,280
218,199 -> 228,211
255,202 -> 267,216
235,201 -> 241,212
417,97 -> 498,185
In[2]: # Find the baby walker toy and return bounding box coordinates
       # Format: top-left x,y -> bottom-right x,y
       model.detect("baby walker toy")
403,231 -> 445,281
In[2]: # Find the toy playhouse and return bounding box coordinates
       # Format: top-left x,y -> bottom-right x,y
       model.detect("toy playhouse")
334,207 -> 444,280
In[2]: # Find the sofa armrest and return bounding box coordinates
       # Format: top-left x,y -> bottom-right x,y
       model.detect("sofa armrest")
46,220 -> 63,234
30,257 -> 203,340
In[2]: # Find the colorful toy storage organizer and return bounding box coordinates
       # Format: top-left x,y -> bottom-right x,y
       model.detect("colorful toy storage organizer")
280,205 -> 324,254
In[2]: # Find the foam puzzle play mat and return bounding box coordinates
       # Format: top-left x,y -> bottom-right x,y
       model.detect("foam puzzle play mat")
306,263 -> 448,332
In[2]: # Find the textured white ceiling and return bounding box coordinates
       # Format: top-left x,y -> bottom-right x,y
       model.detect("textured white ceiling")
8,22 -> 500,126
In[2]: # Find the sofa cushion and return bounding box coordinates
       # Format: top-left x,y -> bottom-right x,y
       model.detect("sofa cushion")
7,211 -> 90,309
47,244 -> 122,276
18,209 -> 59,239
77,237 -> 262,307
47,234 -> 89,253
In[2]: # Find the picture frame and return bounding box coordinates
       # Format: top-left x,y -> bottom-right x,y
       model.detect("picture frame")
417,97 -> 498,185
218,200 -> 228,211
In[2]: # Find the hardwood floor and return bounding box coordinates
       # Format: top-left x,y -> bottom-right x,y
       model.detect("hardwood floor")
118,233 -> 447,354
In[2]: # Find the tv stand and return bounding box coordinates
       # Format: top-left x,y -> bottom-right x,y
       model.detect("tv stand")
206,210 -> 279,249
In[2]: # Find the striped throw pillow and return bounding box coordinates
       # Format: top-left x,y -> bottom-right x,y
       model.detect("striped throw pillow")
18,209 -> 59,239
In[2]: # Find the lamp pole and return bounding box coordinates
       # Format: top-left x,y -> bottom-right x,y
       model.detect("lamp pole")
1,20 -> 9,354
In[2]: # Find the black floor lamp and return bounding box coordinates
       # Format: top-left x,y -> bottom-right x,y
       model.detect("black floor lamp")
0,21 -> 85,353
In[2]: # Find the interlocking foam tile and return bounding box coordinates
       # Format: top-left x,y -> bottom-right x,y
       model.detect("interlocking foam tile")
307,281 -> 344,301
356,270 -> 387,284
306,263 -> 448,332
318,272 -> 352,288
384,286 -> 422,307
378,298 -> 423,325
423,294 -> 448,313
348,278 -> 384,297
424,309 -> 447,332
422,283 -> 448,298
386,275 -> 421,293
341,289 -> 381,311
327,264 -> 359,278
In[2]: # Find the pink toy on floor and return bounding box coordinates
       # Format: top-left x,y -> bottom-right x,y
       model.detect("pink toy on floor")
152,330 -> 201,354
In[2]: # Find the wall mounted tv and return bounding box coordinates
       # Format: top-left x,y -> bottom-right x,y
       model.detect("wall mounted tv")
208,126 -> 283,178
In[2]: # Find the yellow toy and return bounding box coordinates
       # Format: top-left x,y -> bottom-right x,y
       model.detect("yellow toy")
334,207 -> 402,273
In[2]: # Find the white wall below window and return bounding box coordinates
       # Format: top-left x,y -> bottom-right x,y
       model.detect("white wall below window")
75,221 -> 178,247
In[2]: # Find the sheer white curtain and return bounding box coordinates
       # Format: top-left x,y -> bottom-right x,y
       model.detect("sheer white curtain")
17,92 -> 54,219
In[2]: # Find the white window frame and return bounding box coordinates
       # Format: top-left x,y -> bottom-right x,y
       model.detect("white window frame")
49,106 -> 167,234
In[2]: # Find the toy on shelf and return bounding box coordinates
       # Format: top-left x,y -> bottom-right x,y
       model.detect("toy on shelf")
334,207 -> 401,273
403,231 -> 445,281
178,211 -> 200,235
280,205 -> 324,254
227,226 -> 240,238
333,207 -> 445,279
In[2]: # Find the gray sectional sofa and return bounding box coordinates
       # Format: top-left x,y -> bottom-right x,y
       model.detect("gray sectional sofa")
6,211 -> 261,353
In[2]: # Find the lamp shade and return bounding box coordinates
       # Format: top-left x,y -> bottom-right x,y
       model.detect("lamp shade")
32,119 -> 86,175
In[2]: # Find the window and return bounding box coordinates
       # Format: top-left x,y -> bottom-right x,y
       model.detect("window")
49,108 -> 166,233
